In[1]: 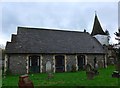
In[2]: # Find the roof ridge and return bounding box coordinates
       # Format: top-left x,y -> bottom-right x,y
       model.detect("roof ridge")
17,26 -> 86,34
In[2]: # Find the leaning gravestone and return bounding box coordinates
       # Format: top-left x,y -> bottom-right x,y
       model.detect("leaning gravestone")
85,64 -> 92,72
85,64 -> 94,80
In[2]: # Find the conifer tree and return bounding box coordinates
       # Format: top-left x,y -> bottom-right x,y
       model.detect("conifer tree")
114,28 -> 120,72
114,28 -> 120,44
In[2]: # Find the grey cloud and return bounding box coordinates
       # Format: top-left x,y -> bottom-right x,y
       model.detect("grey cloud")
2,9 -> 21,34
118,1 -> 120,27
1,2 -> 118,44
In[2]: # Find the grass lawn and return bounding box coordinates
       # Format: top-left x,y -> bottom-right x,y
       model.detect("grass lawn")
2,65 -> 120,87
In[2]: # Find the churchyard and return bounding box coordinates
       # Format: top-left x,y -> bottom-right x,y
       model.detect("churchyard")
2,65 -> 119,87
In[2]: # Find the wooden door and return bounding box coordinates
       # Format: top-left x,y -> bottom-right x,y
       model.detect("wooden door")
55,55 -> 65,72
77,55 -> 85,70
29,55 -> 40,73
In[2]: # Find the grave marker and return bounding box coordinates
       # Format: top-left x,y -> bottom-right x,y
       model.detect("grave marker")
46,61 -> 52,73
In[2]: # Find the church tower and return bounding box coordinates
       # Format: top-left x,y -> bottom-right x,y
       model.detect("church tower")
91,13 -> 109,46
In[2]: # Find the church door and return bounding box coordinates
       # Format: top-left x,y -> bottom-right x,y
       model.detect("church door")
77,55 -> 85,70
29,55 -> 40,73
55,55 -> 65,72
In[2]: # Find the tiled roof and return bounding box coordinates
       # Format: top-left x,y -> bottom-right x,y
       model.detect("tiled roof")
5,27 -> 105,54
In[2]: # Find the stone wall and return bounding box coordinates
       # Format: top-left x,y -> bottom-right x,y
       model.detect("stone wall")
42,54 -> 54,73
8,54 -> 27,74
7,54 -> 105,74
87,54 -> 105,68
66,55 -> 76,71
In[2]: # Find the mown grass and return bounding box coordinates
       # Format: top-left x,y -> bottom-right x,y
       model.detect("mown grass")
2,65 -> 120,87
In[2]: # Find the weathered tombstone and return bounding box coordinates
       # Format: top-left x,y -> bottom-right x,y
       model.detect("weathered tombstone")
115,61 -> 120,71
46,61 -> 52,73
109,57 -> 115,65
85,64 -> 92,72
98,60 -> 104,68
18,74 -> 34,88
112,71 -> 120,78
85,64 -> 95,80
94,63 -> 99,75
46,61 -> 53,80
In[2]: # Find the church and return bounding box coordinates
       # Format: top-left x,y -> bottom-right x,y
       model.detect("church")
4,14 -> 109,74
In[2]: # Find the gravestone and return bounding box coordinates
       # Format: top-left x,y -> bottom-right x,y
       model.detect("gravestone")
94,63 -> 99,75
112,71 -> 120,78
98,60 -> 104,68
85,64 -> 95,80
85,64 -> 92,72
46,61 -> 52,73
46,61 -> 53,80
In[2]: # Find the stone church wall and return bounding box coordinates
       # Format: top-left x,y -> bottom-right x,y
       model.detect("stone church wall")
6,54 -> 105,74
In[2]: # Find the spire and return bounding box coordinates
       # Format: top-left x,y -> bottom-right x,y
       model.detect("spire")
91,13 -> 106,36
95,10 -> 97,16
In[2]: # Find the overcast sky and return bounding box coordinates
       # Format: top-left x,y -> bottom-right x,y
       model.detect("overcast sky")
0,0 -> 119,46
